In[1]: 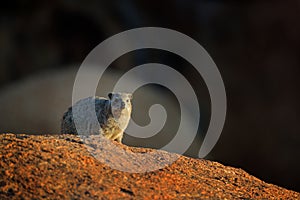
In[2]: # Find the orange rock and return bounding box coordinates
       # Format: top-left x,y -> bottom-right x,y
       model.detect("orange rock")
0,133 -> 299,199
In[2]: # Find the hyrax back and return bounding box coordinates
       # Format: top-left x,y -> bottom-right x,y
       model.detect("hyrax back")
61,92 -> 132,143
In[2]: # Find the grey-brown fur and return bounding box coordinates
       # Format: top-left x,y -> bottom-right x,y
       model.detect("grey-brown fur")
61,93 -> 132,143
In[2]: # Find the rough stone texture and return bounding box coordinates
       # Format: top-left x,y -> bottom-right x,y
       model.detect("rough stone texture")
0,134 -> 298,200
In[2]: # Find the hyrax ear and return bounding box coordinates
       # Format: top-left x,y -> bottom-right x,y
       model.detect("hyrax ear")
108,93 -> 113,99
128,93 -> 133,99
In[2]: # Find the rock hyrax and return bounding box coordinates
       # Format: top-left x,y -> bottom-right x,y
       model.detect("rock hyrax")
61,92 -> 132,143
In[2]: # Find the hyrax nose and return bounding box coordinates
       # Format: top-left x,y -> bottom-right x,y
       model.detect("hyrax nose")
121,102 -> 126,109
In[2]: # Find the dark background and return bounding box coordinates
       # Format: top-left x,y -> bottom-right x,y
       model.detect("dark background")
0,0 -> 299,192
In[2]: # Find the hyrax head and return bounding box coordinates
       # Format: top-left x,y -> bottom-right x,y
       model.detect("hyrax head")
108,92 -> 132,118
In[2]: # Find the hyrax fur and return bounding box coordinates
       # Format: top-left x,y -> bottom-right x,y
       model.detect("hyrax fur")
61,92 -> 132,143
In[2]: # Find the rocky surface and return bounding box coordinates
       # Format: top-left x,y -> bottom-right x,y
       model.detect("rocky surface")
0,133 -> 299,199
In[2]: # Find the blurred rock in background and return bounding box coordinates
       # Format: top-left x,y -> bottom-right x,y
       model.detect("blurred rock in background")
0,66 -> 198,154
0,0 -> 299,192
